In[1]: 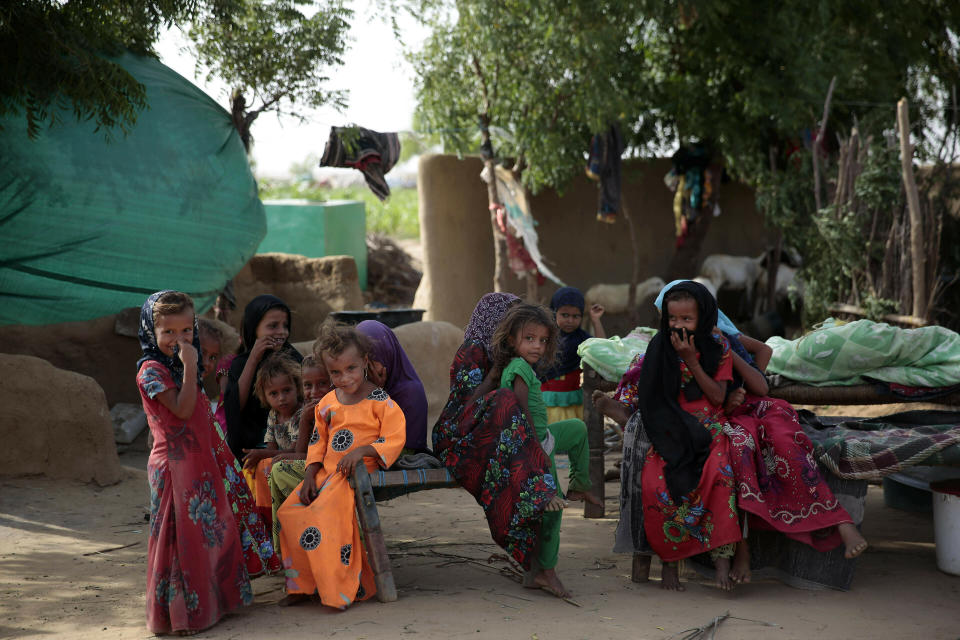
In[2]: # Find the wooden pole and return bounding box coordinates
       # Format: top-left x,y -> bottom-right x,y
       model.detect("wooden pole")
621,193 -> 641,326
896,98 -> 927,320
812,76 -> 837,212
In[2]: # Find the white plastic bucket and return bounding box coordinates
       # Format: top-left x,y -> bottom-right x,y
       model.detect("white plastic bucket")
932,480 -> 960,576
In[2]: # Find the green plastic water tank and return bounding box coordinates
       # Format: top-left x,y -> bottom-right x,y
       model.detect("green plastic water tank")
259,200 -> 366,289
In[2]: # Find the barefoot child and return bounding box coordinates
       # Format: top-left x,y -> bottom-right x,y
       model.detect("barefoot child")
653,280 -> 867,586
541,287 -> 606,423
136,291 -> 252,634
241,354 -> 304,517
276,323 -> 406,607
267,354 -> 333,552
491,304 -> 596,598
600,281 -> 742,591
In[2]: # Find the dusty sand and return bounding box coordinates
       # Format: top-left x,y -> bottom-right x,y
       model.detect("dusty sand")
2,441 -> 959,640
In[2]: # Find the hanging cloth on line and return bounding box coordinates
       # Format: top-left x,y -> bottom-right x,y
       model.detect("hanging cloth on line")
493,166 -> 565,287
319,126 -> 401,201
585,124 -> 624,224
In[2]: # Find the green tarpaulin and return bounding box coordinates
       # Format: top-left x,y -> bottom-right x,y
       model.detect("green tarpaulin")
0,53 -> 265,326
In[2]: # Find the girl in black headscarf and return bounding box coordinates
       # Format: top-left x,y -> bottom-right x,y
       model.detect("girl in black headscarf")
224,295 -> 303,460
603,281 -> 742,591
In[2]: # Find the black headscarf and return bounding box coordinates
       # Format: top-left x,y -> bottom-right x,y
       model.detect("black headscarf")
223,294 -> 302,459
637,280 -> 723,501
136,290 -> 204,388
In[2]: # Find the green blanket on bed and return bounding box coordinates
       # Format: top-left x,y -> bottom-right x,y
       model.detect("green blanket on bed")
766,318 -> 960,387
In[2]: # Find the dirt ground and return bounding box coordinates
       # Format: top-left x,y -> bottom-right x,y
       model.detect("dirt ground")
2,437 -> 959,640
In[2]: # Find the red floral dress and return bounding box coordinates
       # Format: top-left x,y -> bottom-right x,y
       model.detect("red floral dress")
636,340 -> 742,561
138,361 -> 251,634
725,396 -> 852,549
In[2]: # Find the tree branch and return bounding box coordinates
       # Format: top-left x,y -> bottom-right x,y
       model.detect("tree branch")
812,75 -> 836,211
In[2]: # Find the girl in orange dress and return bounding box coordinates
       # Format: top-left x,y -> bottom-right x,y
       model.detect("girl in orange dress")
276,322 -> 406,608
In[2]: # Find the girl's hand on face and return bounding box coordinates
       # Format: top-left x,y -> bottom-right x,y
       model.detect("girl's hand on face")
589,303 -> 605,321
177,339 -> 198,368
368,360 -> 387,388
250,335 -> 282,361
670,329 -> 698,363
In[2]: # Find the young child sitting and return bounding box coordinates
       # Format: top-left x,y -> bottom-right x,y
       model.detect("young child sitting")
242,354 -> 304,514
268,354 -> 333,552
136,290 -> 253,634
491,303 -> 597,600
541,287 -> 605,423
595,281 -> 742,591
276,322 -> 406,608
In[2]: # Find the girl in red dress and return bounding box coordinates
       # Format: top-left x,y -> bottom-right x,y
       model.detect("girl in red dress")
137,291 -> 252,634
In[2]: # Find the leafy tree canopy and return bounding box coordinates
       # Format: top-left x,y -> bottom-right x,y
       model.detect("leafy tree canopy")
1,0 -> 351,146
411,0 -> 648,193
188,0 -> 352,149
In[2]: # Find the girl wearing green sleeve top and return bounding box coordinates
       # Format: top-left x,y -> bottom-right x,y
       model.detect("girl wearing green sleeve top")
491,303 -> 599,599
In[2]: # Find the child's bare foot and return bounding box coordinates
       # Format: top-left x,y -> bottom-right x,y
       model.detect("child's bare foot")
591,389 -> 608,409
545,495 -> 568,512
632,554 -> 651,583
278,593 -> 311,607
714,556 -> 735,591
660,561 -> 685,591
566,489 -> 601,506
524,568 -> 571,599
730,541 -> 751,584
838,522 -> 868,558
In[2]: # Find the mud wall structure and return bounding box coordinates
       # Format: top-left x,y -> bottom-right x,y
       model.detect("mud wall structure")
414,154 -> 773,329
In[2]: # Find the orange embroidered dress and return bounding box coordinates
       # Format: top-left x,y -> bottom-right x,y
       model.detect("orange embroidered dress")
276,388 -> 405,607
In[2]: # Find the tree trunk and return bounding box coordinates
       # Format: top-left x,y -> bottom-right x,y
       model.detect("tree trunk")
764,232 -> 782,312
897,98 -> 926,321
621,194 -> 641,326
666,212 -> 713,280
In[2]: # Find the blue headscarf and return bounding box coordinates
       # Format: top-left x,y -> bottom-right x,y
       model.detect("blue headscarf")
655,279 -> 758,374
137,290 -> 203,388
655,279 -> 740,336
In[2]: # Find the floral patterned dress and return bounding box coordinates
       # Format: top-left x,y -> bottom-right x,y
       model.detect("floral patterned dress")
138,361 -> 252,634
210,418 -> 282,577
725,396 -> 852,549
621,340 -> 741,562
277,388 -> 406,608
432,341 -> 557,569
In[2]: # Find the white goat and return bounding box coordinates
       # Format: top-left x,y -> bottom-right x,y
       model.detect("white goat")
585,277 -> 666,315
755,264 -> 802,314
698,253 -> 765,310
691,276 -> 718,299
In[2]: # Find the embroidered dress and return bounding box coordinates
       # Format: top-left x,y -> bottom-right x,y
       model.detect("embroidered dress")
638,341 -> 741,561
433,341 -> 556,569
500,356 -> 591,569
210,419 -> 282,577
277,388 -> 406,607
139,362 -> 251,634
725,396 -> 852,549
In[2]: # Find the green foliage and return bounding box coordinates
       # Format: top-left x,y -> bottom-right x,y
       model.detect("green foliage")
801,140 -> 905,322
188,0 -> 351,136
0,0 -> 228,138
411,0 -> 647,194
1,0 -> 351,146
259,182 -> 420,238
